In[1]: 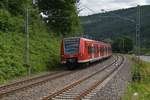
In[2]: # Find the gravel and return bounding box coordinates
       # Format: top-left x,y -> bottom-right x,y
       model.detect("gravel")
85,55 -> 132,100
1,56 -> 116,100
52,56 -> 121,100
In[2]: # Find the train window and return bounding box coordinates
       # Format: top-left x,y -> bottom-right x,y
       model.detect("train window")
88,46 -> 95,54
104,47 -> 107,52
97,47 -> 99,53
100,47 -> 104,52
108,47 -> 111,51
92,47 -> 94,53
103,48 -> 105,52
94,47 -> 96,53
87,46 -> 91,54
64,38 -> 80,54
88,46 -> 91,54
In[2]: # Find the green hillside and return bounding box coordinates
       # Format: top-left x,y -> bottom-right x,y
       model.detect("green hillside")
0,0 -> 81,83
80,5 -> 150,52
0,7 -> 60,83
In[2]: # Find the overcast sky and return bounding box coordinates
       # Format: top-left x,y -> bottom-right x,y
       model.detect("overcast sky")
79,0 -> 150,16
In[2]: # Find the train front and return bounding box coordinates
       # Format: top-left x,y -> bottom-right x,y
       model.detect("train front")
61,37 -> 80,65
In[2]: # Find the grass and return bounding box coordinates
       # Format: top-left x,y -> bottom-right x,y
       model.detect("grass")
123,56 -> 150,100
0,31 -> 62,84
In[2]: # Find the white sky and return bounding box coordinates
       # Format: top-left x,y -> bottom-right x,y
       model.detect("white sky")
79,0 -> 150,16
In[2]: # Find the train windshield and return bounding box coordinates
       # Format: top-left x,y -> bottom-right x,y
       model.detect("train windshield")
64,38 -> 80,54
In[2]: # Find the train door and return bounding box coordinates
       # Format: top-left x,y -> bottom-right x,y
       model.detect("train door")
84,42 -> 88,57
96,45 -> 99,58
106,46 -> 108,57
91,44 -> 94,59
98,45 -> 100,57
100,45 -> 104,57
94,44 -> 96,58
104,46 -> 107,57
86,42 -> 91,60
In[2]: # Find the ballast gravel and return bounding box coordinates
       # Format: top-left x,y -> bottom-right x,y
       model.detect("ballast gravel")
1,56 -> 116,100
85,56 -> 132,100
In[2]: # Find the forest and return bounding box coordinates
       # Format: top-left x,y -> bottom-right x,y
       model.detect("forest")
80,5 -> 150,54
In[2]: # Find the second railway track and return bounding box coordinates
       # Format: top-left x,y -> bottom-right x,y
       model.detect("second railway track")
42,55 -> 124,100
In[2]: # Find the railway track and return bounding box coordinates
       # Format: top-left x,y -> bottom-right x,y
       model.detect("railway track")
42,55 -> 124,100
0,71 -> 75,97
0,55 -> 117,99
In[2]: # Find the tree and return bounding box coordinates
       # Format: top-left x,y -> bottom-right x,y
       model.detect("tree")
112,36 -> 133,53
124,36 -> 133,53
0,0 -> 27,15
37,0 -> 81,35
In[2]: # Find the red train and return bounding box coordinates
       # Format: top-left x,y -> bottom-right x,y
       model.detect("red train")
61,37 -> 112,67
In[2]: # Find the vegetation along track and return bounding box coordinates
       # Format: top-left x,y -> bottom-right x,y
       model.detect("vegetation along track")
42,55 -> 124,100
0,71 -> 76,98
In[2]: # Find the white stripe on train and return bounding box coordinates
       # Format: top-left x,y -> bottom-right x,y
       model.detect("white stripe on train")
61,55 -> 111,64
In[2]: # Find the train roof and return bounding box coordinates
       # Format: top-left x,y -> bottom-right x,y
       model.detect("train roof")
63,37 -> 111,46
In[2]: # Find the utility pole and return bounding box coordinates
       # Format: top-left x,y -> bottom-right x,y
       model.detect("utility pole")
24,5 -> 31,76
122,38 -> 125,53
133,5 -> 141,82
136,5 -> 141,60
24,0 -> 36,76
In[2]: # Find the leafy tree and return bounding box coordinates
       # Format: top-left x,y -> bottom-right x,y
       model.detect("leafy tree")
0,0 -> 27,15
37,0 -> 81,35
112,36 -> 133,53
124,36 -> 133,53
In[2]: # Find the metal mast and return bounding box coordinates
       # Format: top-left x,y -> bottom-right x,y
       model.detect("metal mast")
136,5 -> 141,58
24,3 -> 31,76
